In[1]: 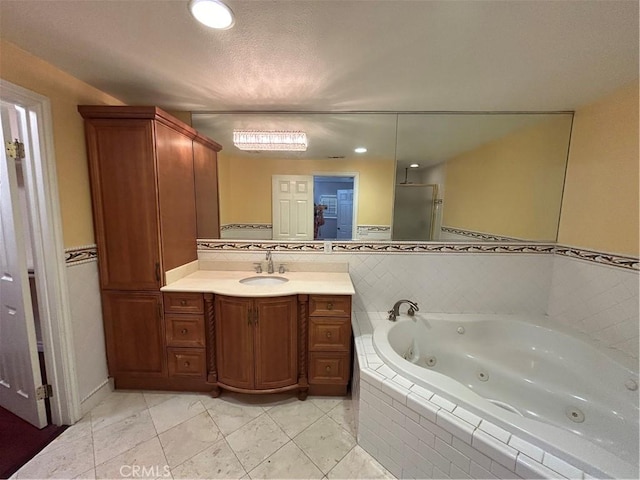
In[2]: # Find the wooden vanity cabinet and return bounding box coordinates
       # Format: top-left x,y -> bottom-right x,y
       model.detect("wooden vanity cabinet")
215,295 -> 301,394
79,106 -> 221,391
308,295 -> 352,395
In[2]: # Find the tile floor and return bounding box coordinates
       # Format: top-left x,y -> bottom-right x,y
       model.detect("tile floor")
13,390 -> 394,479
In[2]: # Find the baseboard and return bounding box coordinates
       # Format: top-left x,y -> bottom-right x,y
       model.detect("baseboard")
79,379 -> 112,417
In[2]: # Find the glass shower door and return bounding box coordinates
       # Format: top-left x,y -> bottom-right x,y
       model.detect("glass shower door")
392,184 -> 437,241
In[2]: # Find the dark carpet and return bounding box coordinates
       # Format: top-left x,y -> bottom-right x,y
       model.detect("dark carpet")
0,406 -> 67,479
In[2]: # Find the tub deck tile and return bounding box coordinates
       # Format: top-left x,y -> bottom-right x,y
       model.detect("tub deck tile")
516,453 -> 564,479
409,384 -> 434,401
542,452 -> 584,479
436,409 -> 476,444
431,394 -> 457,412
479,420 -> 512,444
472,429 -> 518,472
381,378 -> 410,404
508,435 -> 544,463
452,406 -> 482,428
407,393 -> 439,423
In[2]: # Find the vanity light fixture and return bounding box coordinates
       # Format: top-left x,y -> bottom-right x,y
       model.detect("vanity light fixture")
189,0 -> 235,29
354,147 -> 367,153
410,163 -> 420,168
233,130 -> 308,151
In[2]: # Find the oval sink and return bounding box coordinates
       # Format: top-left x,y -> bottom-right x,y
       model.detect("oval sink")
239,276 -> 289,286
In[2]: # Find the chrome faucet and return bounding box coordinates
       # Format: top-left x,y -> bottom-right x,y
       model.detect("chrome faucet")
265,250 -> 274,274
388,299 -> 419,321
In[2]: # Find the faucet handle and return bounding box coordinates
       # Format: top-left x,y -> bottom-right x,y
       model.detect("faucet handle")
253,262 -> 263,274
278,264 -> 287,274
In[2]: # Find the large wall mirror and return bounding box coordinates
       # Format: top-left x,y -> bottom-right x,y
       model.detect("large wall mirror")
192,112 -> 573,242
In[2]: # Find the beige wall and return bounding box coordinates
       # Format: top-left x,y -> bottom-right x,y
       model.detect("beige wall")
218,155 -> 395,226
443,115 -> 572,240
0,39 -> 125,248
558,80 -> 639,256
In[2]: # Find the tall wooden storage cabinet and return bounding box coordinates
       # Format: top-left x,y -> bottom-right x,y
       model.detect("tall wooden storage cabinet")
79,106 -> 221,391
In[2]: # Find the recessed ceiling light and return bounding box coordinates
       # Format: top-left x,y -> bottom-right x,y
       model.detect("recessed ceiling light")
410,163 -> 420,168
189,0 -> 235,29
354,147 -> 367,153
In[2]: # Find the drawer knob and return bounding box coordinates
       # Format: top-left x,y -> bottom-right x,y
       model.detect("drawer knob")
326,331 -> 332,338
325,365 -> 331,372
184,361 -> 190,367
327,302 -> 333,310
181,328 -> 188,335
180,300 -> 187,306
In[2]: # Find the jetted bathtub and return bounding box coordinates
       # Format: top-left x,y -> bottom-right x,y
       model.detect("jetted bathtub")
372,314 -> 639,478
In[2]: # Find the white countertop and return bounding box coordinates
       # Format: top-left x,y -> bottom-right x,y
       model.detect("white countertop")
161,269 -> 355,297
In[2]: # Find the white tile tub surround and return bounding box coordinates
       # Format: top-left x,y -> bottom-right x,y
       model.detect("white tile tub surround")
352,312 -> 616,480
197,250 -> 553,316
548,254 -> 639,358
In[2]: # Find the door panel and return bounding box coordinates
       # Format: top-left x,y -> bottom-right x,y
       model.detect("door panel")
156,123 -> 197,272
336,189 -> 353,240
85,120 -> 161,290
272,175 -> 313,240
0,103 -> 47,427
193,141 -> 220,239
215,296 -> 254,389
101,291 -> 166,377
254,296 -> 297,389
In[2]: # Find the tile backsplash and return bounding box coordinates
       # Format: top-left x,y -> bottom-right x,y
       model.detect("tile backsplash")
197,251 -> 553,315
198,241 -> 638,359
548,254 -> 639,358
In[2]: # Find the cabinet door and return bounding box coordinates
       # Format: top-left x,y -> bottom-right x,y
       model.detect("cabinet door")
101,291 -> 166,377
85,120 -> 162,290
215,296 -> 254,389
156,122 -> 197,272
254,296 -> 298,389
193,140 -> 220,239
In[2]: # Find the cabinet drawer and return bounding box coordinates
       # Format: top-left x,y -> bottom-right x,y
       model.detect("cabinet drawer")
167,348 -> 206,377
309,318 -> 351,351
309,295 -> 351,317
166,314 -> 205,347
309,352 -> 350,384
164,292 -> 204,314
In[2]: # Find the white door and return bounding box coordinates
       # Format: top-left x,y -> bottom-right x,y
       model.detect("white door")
336,189 -> 353,240
272,175 -> 314,240
0,102 -> 48,428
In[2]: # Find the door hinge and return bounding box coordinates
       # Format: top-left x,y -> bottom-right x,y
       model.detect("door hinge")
5,139 -> 25,160
36,384 -> 53,400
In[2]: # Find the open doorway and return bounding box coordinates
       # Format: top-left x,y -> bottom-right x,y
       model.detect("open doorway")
0,80 -> 80,432
313,175 -> 357,240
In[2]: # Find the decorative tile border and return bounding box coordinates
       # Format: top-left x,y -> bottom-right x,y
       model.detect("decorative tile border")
220,223 -> 272,231
65,244 -> 98,266
441,226 -> 524,242
198,238 -> 638,271
357,225 -> 391,233
555,245 -> 639,271
331,242 -> 555,254
197,240 -> 325,251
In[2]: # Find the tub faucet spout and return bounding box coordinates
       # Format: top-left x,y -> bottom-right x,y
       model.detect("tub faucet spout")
388,299 -> 419,321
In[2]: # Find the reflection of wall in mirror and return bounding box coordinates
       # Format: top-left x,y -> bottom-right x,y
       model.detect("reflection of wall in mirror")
442,115 -> 572,242
217,155 -> 395,239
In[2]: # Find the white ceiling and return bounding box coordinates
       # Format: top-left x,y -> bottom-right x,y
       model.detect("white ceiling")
0,0 -> 637,112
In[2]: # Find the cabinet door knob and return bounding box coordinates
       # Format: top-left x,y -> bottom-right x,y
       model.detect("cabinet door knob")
180,300 -> 187,306
184,361 -> 190,367
325,365 -> 331,372
180,328 -> 188,335
327,302 -> 333,310
326,331 -> 332,338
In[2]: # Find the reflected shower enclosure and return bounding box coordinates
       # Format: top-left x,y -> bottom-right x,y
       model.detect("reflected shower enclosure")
392,181 -> 438,241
